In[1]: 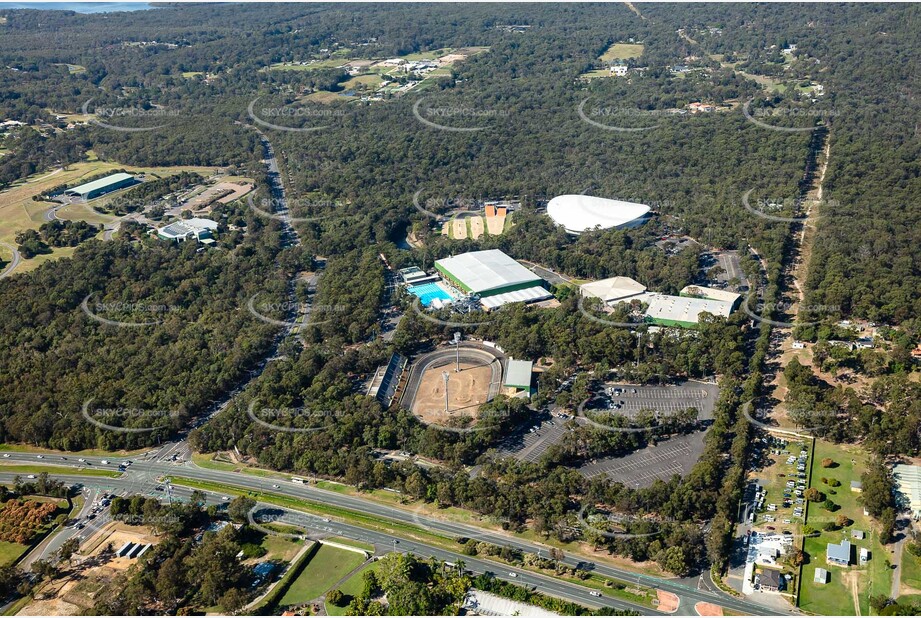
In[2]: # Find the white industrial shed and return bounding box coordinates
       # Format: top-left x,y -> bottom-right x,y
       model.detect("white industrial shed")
546,195 -> 650,234
644,293 -> 736,327
893,464 -> 921,519
580,276 -> 648,304
434,250 -> 552,310
680,285 -> 742,305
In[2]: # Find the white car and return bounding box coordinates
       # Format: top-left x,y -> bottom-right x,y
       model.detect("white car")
272,484 -> 280,489
508,572 -> 517,578
589,591 -> 602,597
27,474 -> 36,479
37,455 -> 44,459
100,460 -> 109,465
221,496 -> 230,501
78,458 -> 85,462
2,454 -> 9,458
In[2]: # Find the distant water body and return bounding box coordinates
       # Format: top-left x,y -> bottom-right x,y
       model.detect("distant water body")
0,2 -> 159,12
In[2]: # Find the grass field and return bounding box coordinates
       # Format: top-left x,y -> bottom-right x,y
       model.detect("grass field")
798,440 -> 893,616
260,534 -> 305,563
902,548 -> 921,589
0,541 -> 29,567
0,464 -> 122,478
340,74 -> 383,91
268,59 -> 349,71
326,560 -> 382,616
304,90 -> 353,104
599,42 -> 645,62
279,544 -> 367,606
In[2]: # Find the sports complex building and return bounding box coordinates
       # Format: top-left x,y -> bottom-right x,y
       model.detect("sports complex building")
63,172 -> 139,200
643,293 -> 737,328
434,249 -> 552,310
546,195 -> 651,234
580,277 -> 740,328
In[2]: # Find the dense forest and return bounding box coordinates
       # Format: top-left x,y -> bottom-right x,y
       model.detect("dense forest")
0,210 -> 286,450
0,1 -> 919,592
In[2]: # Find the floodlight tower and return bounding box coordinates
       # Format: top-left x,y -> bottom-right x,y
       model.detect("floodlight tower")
442,371 -> 451,414
453,332 -> 461,372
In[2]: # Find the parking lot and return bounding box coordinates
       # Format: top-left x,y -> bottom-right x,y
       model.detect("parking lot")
587,381 -> 719,422
745,435 -> 810,529
579,430 -> 709,488
495,411 -> 573,463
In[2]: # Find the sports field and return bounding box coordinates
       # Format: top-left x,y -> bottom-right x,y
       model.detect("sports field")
411,361 -> 493,425
469,215 -> 484,239
452,218 -> 467,239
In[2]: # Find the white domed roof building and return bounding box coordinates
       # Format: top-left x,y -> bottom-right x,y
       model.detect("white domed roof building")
546,195 -> 651,234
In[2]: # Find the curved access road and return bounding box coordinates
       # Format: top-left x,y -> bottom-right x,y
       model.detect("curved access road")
0,241 -> 21,279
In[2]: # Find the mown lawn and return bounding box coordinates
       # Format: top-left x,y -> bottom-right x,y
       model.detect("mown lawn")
0,464 -> 121,478
279,545 -> 366,606
0,541 -> 29,567
599,42 -> 645,62
798,440 -> 893,616
325,560 -> 382,616
901,547 -> 921,589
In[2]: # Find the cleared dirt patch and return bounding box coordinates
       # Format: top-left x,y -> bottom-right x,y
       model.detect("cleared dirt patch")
694,601 -> 724,616
452,218 -> 467,239
486,214 -> 505,235
411,361 -> 492,425
656,589 -> 679,613
469,215 -> 485,239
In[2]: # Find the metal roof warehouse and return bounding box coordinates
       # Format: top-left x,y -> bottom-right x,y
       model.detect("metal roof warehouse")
435,250 -> 551,309
504,359 -> 533,391
63,172 -> 138,200
643,293 -> 737,328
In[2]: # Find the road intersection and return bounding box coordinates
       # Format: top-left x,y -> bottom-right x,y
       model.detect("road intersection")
0,448 -> 793,616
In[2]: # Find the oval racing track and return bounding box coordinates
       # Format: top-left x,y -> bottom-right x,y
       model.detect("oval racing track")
400,344 -> 504,416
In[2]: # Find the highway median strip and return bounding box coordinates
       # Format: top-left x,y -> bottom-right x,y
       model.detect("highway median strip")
165,476 -> 457,547
166,476 -> 659,610
0,464 -> 122,478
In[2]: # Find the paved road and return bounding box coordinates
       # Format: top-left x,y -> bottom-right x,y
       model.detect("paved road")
0,470 -> 641,614
519,260 -> 574,286
0,241 -> 21,279
0,452 -> 791,616
16,487 -> 100,570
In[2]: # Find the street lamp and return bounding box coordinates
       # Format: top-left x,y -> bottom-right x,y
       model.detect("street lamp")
443,371 -> 450,414
453,332 -> 461,372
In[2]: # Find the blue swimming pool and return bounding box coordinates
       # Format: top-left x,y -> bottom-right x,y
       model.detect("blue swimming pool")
407,282 -> 454,307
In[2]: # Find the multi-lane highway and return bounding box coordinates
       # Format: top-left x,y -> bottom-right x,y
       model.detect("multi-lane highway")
0,469 -> 641,614
0,449 -> 794,616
